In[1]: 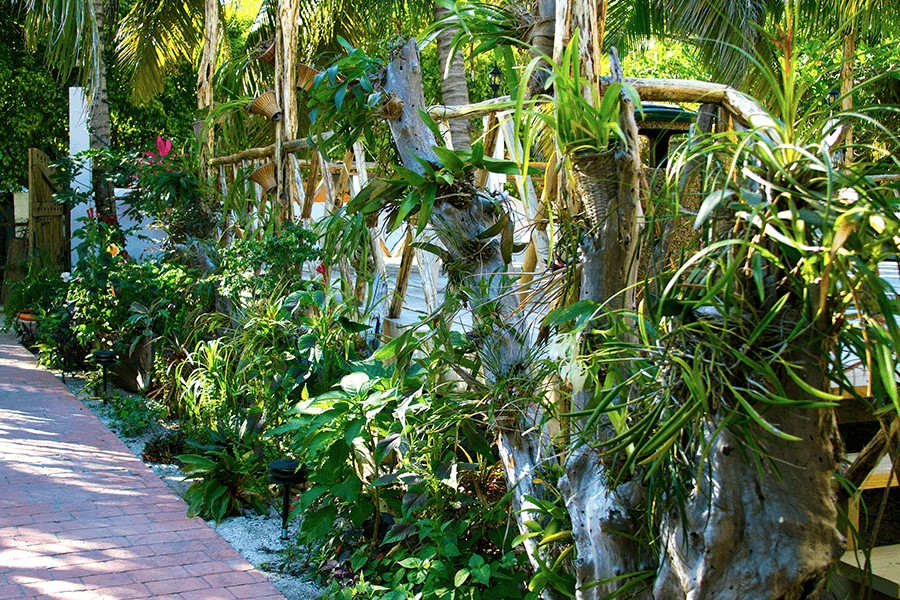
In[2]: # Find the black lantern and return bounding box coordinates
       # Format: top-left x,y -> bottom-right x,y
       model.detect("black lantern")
93,349 -> 117,397
488,64 -> 502,97
827,88 -> 840,106
268,459 -> 307,540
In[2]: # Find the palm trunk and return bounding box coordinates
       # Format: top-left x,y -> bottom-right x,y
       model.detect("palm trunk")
840,21 -> 856,163
434,4 -> 471,151
275,0 -> 300,221
90,0 -> 113,219
526,0 -> 556,95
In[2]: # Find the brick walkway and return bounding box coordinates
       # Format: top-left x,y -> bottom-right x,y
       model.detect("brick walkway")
0,333 -> 286,599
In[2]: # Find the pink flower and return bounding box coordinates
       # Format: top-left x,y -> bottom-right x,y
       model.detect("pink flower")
156,135 -> 172,157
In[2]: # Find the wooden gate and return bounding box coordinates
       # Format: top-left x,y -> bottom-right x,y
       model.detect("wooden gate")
28,148 -> 67,269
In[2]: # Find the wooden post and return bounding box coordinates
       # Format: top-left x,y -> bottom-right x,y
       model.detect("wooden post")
274,0 -> 300,225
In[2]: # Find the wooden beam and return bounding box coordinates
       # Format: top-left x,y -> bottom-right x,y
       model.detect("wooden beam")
426,96 -> 513,121
208,135 -> 330,167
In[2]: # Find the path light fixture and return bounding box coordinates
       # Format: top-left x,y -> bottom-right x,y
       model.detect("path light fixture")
488,64 -> 502,97
268,459 -> 307,540
249,163 -> 278,192
827,88 -> 840,106
247,91 -> 283,122
92,349 -> 117,397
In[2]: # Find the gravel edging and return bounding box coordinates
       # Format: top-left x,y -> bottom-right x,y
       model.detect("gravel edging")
61,375 -> 326,600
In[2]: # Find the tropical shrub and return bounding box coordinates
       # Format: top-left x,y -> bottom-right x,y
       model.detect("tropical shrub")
275,331 -> 537,598
179,409 -> 272,523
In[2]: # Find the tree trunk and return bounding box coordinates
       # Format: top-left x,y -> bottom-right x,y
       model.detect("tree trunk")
434,4 -> 471,151
840,21 -> 856,163
196,0 -> 218,168
560,43 -> 648,599
526,0 -> 556,95
654,347 -> 845,598
383,38 -> 558,592
275,0 -> 300,220
90,0 -> 113,219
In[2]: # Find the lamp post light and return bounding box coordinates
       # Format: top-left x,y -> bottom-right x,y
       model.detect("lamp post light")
488,64 -> 502,98
827,88 -> 839,107
268,459 -> 307,540
93,349 -> 117,397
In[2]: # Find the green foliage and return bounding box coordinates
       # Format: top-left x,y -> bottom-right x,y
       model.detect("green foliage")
528,31 -> 640,157
55,143 -> 217,244
64,216 -> 180,353
274,331 -> 535,598
1,256 -> 66,329
306,38 -> 389,157
180,410 -> 271,523
348,135 -> 532,258
218,221 -> 320,300
107,57 -> 198,149
104,392 -> 168,438
0,5 -> 69,193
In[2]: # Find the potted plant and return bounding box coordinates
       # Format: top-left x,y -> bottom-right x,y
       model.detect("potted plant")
2,258 -> 67,345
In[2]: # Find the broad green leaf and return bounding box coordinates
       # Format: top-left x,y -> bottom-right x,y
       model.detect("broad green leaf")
417,185 -> 436,236
341,372 -> 370,394
694,189 -> 735,229
417,109 -> 444,142
433,146 -> 466,175
477,212 -> 510,240
543,300 -> 598,328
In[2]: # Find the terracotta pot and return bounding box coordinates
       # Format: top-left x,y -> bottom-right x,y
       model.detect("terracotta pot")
15,311 -> 39,345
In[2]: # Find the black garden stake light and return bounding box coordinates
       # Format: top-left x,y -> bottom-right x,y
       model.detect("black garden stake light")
268,459 -> 306,540
93,349 -> 117,397
488,64 -> 502,97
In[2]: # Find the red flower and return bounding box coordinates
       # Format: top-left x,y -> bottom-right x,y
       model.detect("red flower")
156,135 -> 172,157
315,264 -> 326,275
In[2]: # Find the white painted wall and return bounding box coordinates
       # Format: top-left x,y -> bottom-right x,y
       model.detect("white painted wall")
68,87 -> 162,264
69,87 -> 90,266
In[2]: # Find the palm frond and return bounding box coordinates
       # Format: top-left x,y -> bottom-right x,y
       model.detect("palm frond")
662,0 -> 773,89
115,0 -> 205,104
20,0 -> 102,88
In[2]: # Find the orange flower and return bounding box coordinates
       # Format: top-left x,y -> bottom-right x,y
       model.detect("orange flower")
106,244 -> 120,257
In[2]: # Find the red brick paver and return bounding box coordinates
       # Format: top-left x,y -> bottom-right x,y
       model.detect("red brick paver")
0,333 -> 286,599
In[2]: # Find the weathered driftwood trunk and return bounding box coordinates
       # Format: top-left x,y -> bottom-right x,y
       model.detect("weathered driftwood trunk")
382,38 -> 554,587
655,424 -> 843,599
558,46 -> 649,600
655,343 -> 845,598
